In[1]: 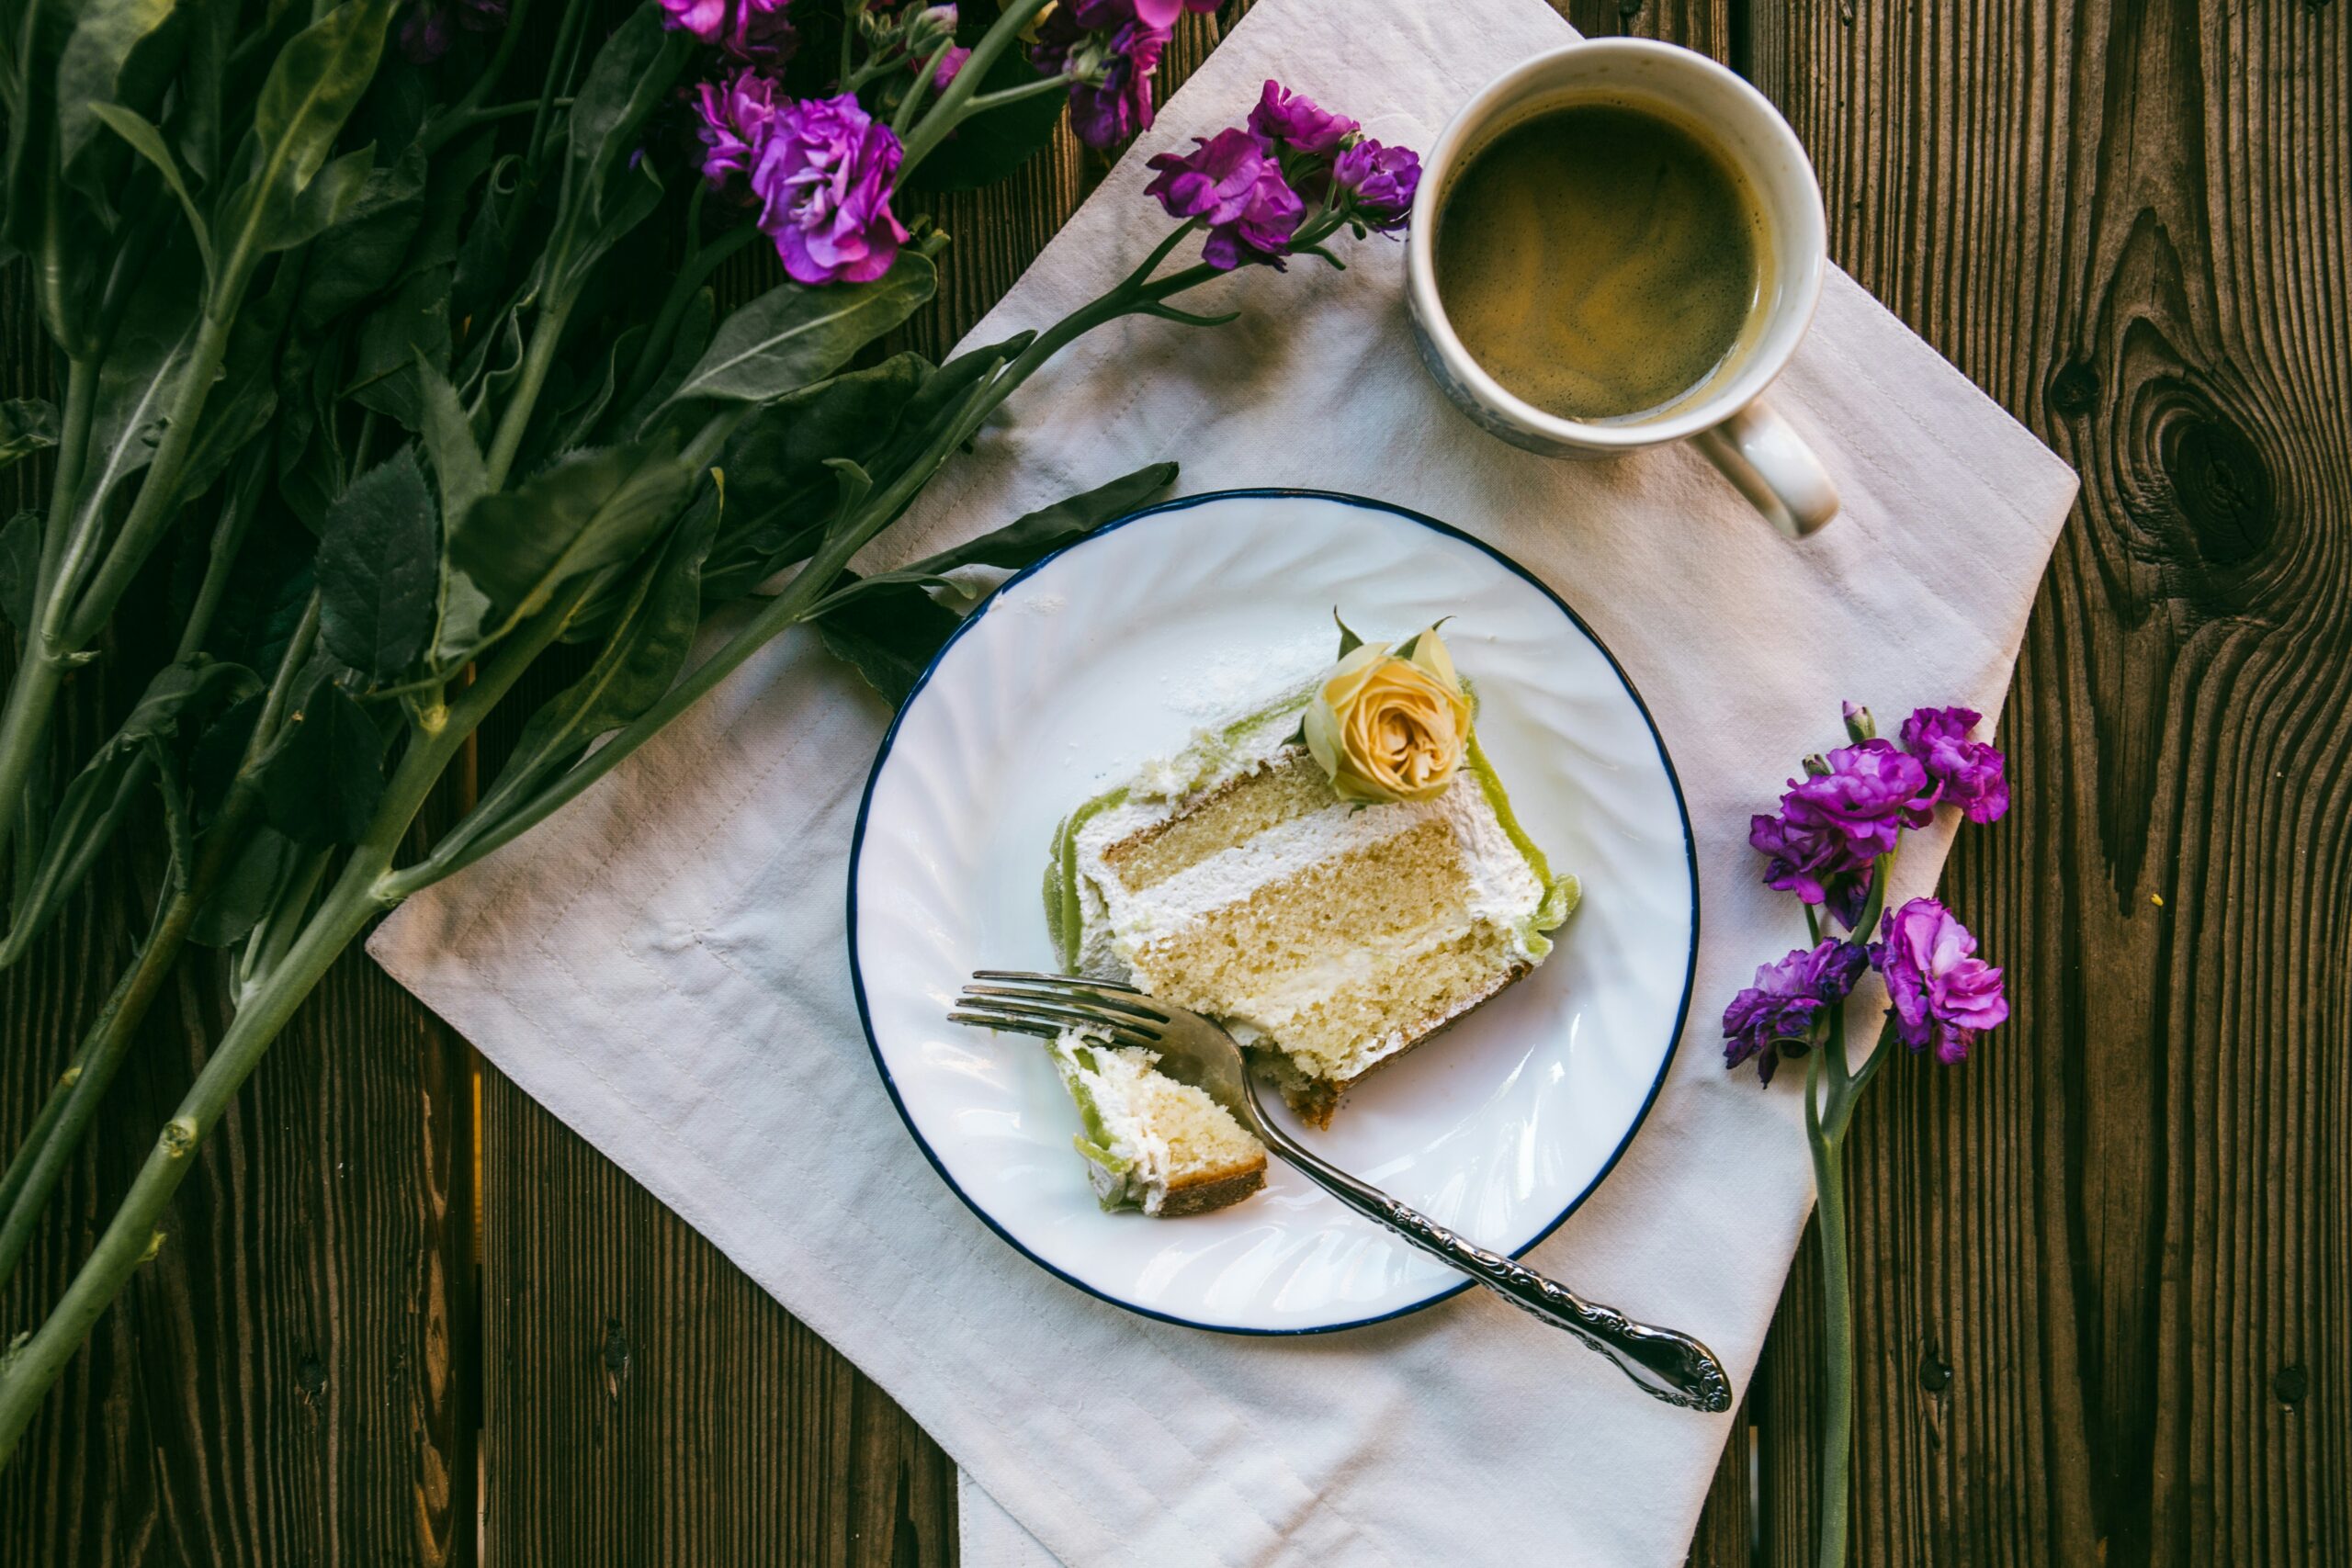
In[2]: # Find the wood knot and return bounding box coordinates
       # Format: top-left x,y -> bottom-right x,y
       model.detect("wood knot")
1917,1346 -> 1952,1393
2275,1363 -> 2309,1407
2161,411 -> 2275,568
2047,359 -> 2099,418
601,1317 -> 631,1401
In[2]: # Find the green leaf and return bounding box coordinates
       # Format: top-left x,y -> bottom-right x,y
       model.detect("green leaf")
619,286 -> 714,437
11,657 -> 261,948
345,263 -> 450,429
566,5 -> 692,216
0,399 -> 58,469
483,490 -> 720,817
260,677 -> 387,846
318,448 -> 438,679
214,0 -> 395,272
295,141 -> 429,329
415,352 -> 487,526
817,578 -> 962,707
432,568 -> 492,666
548,323 -> 644,455
665,254 -> 937,407
0,511 -> 41,636
55,0 -> 177,178
178,268 -> 293,502
811,466 -> 1181,706
1334,610 -> 1363,658
87,102 -> 213,280
888,463 -> 1177,580
903,45 -> 1070,195
451,437 -> 693,627
188,825 -> 301,947
73,261 -> 199,529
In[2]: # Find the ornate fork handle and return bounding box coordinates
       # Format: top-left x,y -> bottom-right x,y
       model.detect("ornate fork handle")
1257,1121 -> 1734,1413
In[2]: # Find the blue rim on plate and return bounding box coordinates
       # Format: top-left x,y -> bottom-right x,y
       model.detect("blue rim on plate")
845,488 -> 1702,1336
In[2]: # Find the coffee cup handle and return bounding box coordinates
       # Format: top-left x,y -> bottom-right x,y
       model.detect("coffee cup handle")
1694,399 -> 1839,537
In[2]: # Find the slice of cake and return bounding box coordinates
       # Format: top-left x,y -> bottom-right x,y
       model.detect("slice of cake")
1046,620 -> 1578,1128
1048,1028 -> 1267,1216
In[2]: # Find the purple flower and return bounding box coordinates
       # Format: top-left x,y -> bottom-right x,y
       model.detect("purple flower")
1899,705 -> 2008,824
1247,79 -> 1358,153
929,42 -> 971,88
1749,739 -> 1936,922
1127,0 -> 1219,23
1723,939 -> 1870,1084
399,0 -> 505,63
1031,6 -> 1169,147
1145,127 -> 1306,269
1333,138 -> 1420,230
749,93 -> 911,286
1871,898 -> 2007,1064
662,0 -> 797,63
692,67 -> 779,193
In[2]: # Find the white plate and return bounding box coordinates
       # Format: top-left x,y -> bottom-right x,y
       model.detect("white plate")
848,491 -> 1698,1333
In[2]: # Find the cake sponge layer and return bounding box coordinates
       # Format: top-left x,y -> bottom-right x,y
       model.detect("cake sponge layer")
1126,818 -> 1520,1086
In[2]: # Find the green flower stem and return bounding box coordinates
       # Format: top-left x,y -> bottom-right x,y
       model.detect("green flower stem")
526,0 -> 598,173
0,357 -> 98,877
890,39 -> 955,137
0,593 -> 316,1292
0,582 -> 581,1464
898,0 -> 1059,179
951,73 -> 1070,118
484,297 -> 575,491
1806,1023 -> 1855,1568
0,784 -> 263,1291
416,0 -> 541,152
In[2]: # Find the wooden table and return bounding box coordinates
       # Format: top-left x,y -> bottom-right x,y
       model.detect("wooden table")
6,1 -> 2347,1562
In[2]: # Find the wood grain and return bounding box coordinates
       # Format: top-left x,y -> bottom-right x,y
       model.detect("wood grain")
1746,1 -> 2352,1563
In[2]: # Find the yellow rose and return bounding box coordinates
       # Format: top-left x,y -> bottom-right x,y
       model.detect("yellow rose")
1301,628 -> 1473,804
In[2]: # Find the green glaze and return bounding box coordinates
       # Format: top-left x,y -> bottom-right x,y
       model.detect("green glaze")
1464,729 -> 1581,956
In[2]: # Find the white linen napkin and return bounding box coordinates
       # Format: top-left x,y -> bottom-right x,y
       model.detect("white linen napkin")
368,0 -> 2076,1562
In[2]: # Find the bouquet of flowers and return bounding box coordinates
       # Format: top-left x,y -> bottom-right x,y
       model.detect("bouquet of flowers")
0,0 -> 1420,1461
1726,701 -> 2010,1567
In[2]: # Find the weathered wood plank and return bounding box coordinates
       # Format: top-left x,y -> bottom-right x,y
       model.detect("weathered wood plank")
1747,2 -> 2352,1564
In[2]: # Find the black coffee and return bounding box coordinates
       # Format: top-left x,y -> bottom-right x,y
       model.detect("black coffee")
1435,100 -> 1765,423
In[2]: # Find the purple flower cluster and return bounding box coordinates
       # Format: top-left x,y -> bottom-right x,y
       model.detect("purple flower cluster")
662,0 -> 797,63
1748,705 -> 2009,929
1723,939 -> 1869,1085
1144,79 -> 1422,271
674,0 -> 914,287
1143,128 -> 1304,269
1873,897 -> 2008,1063
1899,705 -> 2009,823
1725,704 -> 2014,1082
1031,0 -> 1219,147
747,93 -> 911,286
399,0 -> 506,65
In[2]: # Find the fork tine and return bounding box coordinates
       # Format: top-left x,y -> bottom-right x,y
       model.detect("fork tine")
975,968 -> 1145,996
952,997 -> 1160,1047
963,981 -> 1169,1023
945,1010 -> 1066,1041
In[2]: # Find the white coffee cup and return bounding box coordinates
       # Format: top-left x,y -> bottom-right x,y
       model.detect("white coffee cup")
1405,39 -> 1839,536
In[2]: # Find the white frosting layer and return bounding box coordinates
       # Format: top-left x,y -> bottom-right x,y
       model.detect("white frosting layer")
1069,694 -> 1547,981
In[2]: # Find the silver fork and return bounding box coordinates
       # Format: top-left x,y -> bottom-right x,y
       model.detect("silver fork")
952,971 -> 1735,1414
